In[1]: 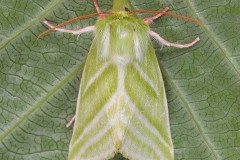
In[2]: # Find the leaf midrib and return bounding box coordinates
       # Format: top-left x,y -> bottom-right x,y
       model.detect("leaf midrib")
0,0 -> 65,51
161,1 -> 236,159
186,0 -> 240,78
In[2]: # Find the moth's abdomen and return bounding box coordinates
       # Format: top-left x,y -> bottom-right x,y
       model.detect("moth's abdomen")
95,13 -> 150,62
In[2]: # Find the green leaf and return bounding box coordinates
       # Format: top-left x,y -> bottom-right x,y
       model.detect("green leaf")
0,0 -> 239,160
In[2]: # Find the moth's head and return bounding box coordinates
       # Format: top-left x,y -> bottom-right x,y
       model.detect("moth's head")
112,0 -> 135,13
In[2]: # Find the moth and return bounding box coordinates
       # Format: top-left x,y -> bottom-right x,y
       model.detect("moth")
38,0 -> 200,159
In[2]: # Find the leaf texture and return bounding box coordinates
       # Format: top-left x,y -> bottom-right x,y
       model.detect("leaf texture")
0,0 -> 240,160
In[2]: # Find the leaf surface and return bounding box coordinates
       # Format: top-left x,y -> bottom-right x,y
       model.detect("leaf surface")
0,0 -> 239,160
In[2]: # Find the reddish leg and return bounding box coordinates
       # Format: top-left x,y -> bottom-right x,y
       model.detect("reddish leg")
93,0 -> 105,19
145,7 -> 200,48
144,7 -> 169,23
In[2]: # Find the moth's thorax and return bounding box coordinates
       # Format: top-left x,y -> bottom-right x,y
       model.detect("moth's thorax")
95,12 -> 150,63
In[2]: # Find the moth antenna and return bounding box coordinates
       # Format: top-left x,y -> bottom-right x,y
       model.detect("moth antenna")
131,9 -> 203,26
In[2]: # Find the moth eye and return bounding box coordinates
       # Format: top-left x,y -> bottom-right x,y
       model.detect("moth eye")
124,7 -> 130,11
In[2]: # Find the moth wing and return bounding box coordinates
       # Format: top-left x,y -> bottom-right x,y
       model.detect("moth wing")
68,42 -> 174,160
120,45 -> 174,160
68,43 -> 118,160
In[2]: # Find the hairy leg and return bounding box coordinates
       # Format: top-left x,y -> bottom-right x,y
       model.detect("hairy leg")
149,30 -> 200,48
66,115 -> 76,127
43,20 -> 95,35
144,7 -> 169,23
93,0 -> 105,19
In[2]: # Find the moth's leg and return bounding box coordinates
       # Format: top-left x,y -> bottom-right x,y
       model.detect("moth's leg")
66,115 -> 76,127
144,7 -> 169,23
93,0 -> 105,19
43,20 -> 95,35
149,30 -> 200,48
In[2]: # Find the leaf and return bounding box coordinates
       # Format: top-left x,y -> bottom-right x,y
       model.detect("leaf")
0,0 -> 240,160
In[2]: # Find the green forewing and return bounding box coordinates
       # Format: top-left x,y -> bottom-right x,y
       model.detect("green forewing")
68,1 -> 173,160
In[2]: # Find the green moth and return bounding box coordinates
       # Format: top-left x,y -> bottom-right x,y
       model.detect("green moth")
40,0 -> 199,159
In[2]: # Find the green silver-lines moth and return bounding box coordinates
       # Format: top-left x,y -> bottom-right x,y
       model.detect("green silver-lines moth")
41,0 -> 199,159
